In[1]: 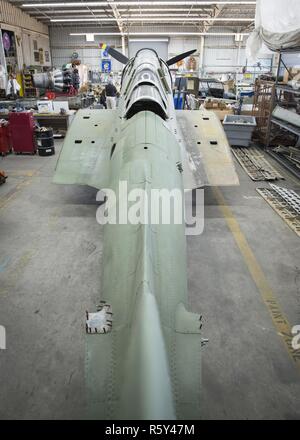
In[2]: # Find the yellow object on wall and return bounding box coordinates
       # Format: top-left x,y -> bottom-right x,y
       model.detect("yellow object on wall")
16,73 -> 23,97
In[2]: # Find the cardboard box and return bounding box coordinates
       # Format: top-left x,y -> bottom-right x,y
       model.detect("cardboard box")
223,79 -> 235,93
204,99 -> 227,110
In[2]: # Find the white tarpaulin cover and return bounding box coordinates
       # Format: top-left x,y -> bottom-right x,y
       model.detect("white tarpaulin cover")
246,0 -> 300,60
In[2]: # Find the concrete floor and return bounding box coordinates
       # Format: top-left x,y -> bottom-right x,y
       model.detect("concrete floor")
0,141 -> 299,419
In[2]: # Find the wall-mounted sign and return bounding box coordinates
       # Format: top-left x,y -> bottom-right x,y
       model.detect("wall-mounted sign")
2,32 -> 11,51
99,43 -> 110,58
101,59 -> 111,73
39,48 -> 44,64
2,30 -> 18,73
86,33 -> 94,42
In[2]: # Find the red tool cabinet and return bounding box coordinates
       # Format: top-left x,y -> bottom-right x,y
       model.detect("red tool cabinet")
9,111 -> 36,154
0,121 -> 11,155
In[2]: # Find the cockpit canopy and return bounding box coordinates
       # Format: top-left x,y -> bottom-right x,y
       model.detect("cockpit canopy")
121,49 -> 172,120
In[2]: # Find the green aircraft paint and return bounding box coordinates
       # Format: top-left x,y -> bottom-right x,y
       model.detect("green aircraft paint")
53,48 -> 238,420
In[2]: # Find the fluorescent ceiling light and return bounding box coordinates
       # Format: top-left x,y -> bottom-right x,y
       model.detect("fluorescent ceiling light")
31,8 -> 220,14
52,17 -> 254,22
70,32 -> 250,36
124,13 -> 210,16
23,2 -> 256,8
129,38 -> 169,42
43,13 -> 213,18
70,32 -> 122,36
52,18 -> 114,22
39,13 -> 214,19
48,15 -> 112,18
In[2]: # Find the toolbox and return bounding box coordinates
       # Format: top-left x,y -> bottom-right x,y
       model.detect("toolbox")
0,120 -> 11,155
9,111 -> 36,154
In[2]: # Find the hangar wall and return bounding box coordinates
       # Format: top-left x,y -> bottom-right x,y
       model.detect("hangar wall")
0,0 -> 51,69
49,26 -> 273,76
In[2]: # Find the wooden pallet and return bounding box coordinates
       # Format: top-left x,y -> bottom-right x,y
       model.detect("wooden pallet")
232,146 -> 284,181
256,187 -> 300,236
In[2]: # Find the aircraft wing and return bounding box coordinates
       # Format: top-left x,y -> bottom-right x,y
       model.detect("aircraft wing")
54,108 -> 238,190
176,109 -> 239,187
53,109 -> 117,189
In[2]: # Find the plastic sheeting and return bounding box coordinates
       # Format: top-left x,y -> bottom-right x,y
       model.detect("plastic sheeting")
246,0 -> 300,61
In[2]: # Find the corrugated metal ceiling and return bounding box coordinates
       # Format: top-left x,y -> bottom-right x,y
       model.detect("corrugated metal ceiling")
5,0 -> 256,34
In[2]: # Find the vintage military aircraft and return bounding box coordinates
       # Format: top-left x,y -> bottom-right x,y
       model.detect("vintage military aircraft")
51,45 -> 238,420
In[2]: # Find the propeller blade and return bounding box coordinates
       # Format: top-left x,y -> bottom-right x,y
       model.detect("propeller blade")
166,49 -> 197,66
100,43 -> 129,65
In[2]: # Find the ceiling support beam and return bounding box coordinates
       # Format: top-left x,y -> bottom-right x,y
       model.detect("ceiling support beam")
107,0 -> 127,54
202,4 -> 225,33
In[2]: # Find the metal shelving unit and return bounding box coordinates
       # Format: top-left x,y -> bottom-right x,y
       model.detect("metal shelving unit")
264,49 -> 300,178
270,116 -> 300,139
23,68 -> 40,98
275,84 -> 300,95
252,79 -> 275,144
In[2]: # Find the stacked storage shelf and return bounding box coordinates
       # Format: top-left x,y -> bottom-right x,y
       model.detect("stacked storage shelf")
23,68 -> 39,98
265,49 -> 300,178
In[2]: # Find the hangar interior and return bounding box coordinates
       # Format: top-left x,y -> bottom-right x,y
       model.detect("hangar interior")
0,0 -> 299,420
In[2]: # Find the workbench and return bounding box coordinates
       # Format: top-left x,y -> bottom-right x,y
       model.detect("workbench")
0,111 -> 76,133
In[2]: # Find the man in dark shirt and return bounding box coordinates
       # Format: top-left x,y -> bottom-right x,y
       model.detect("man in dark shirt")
105,78 -> 117,109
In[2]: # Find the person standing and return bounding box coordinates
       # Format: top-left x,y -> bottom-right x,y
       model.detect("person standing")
100,88 -> 107,109
6,73 -> 21,99
105,77 -> 117,109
